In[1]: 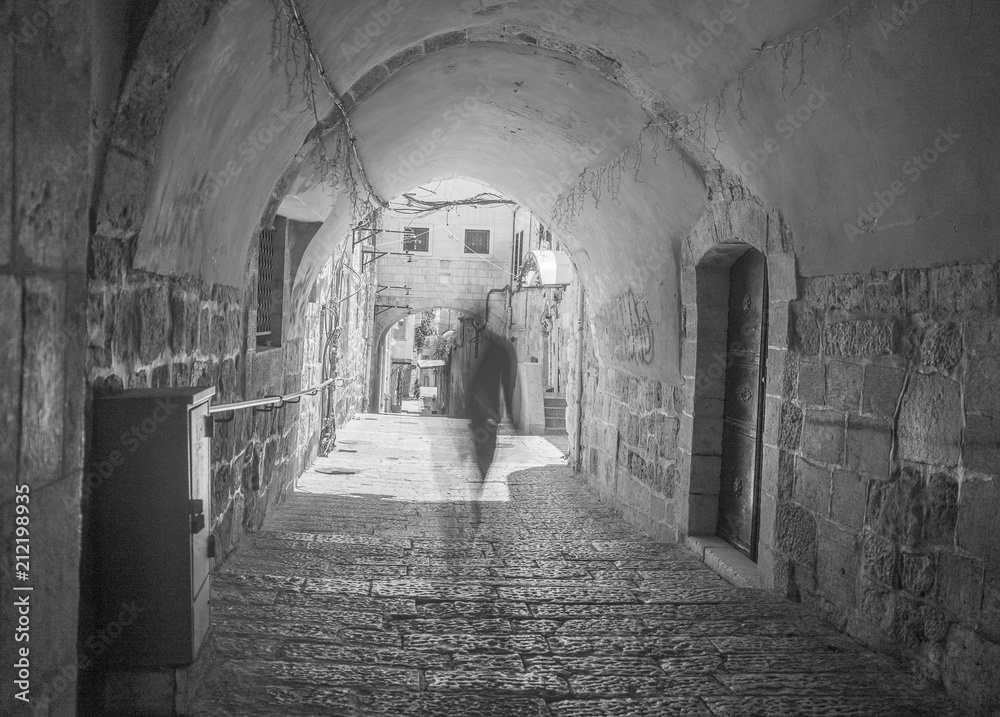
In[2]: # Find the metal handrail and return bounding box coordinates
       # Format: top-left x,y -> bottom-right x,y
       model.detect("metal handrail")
207,378 -> 335,415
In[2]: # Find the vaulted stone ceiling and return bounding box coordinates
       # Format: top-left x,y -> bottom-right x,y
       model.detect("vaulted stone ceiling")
117,0 -> 1000,382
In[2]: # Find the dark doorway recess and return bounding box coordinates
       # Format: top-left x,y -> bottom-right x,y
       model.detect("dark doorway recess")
716,249 -> 768,560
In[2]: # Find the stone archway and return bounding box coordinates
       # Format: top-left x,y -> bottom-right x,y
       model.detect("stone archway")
370,303 -> 484,413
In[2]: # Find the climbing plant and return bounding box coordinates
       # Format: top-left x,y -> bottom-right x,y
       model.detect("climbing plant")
269,0 -> 387,230
413,310 -> 438,354
432,332 -> 456,361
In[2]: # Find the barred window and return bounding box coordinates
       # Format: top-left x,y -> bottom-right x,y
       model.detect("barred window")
464,229 -> 491,255
256,226 -> 276,337
256,218 -> 286,348
403,227 -> 429,253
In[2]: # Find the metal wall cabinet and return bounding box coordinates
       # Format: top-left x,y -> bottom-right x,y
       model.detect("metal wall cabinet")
91,387 -> 215,667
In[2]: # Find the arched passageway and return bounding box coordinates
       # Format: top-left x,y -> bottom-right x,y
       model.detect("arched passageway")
374,304 -> 482,417
3,0 -> 1000,714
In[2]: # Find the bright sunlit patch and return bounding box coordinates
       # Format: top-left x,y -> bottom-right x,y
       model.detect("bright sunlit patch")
296,413 -> 566,502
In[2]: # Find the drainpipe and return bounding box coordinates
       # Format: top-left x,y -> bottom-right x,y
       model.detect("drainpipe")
509,205 -> 518,336
510,205 -> 518,286
484,286 -> 510,333
574,284 -> 585,473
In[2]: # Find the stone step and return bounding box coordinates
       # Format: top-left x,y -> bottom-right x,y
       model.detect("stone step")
545,417 -> 567,430
544,406 -> 565,418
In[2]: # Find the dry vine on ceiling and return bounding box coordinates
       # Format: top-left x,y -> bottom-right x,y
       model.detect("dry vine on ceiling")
270,0 -> 387,230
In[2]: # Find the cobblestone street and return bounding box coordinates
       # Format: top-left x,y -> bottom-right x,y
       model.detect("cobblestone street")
195,413 -> 957,717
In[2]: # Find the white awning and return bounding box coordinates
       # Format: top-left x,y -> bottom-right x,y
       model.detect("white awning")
518,250 -> 573,288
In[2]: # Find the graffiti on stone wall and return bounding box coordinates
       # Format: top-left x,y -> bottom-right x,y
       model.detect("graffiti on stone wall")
606,289 -> 655,365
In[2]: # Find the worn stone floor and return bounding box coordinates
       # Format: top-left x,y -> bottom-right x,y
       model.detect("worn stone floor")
194,412 -> 958,716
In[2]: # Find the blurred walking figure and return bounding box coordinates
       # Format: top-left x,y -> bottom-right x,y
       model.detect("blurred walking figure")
468,330 -> 514,480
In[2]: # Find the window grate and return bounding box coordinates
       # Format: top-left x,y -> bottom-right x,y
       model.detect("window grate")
464,228 -> 491,255
257,227 -> 275,336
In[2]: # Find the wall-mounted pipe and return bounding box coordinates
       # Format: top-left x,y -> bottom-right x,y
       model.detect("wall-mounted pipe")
484,285 -> 511,332
510,205 -> 519,289
208,378 -> 336,416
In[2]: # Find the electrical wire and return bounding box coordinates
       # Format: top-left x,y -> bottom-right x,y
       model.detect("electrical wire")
387,192 -> 515,216
373,193 -> 521,279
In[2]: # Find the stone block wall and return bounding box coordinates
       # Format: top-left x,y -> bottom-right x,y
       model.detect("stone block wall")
86,228 -> 376,563
576,357 -> 684,542
328,245 -> 375,430
572,282 -> 682,540
1,4 -> 93,713
774,261 -> 1000,712
377,256 -> 510,318
79,224 -> 376,711
87,231 -> 265,564
568,179 -> 1000,710
567,184 -> 1000,713
572,189 -> 792,549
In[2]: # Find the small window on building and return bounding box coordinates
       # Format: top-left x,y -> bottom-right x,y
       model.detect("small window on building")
538,223 -> 551,249
403,226 -> 429,253
464,228 -> 491,255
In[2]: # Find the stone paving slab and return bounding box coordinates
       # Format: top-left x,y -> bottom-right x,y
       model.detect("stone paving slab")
272,592 -> 416,615
568,675 -> 731,699
417,600 -> 533,618
193,412 -> 958,716
424,669 -> 571,696
548,697 -> 715,716
525,654 -> 666,675
390,617 -> 514,634
210,602 -> 385,628
360,693 -> 551,716
404,634 -> 550,655
210,584 -> 278,605
641,618 -> 842,638
197,684 -> 357,716
703,695 -> 953,716
212,618 -> 378,642
222,556 -> 333,576
546,636 -> 719,657
204,659 -> 421,690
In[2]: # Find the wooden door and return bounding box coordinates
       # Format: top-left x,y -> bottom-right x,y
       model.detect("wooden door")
717,250 -> 768,558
